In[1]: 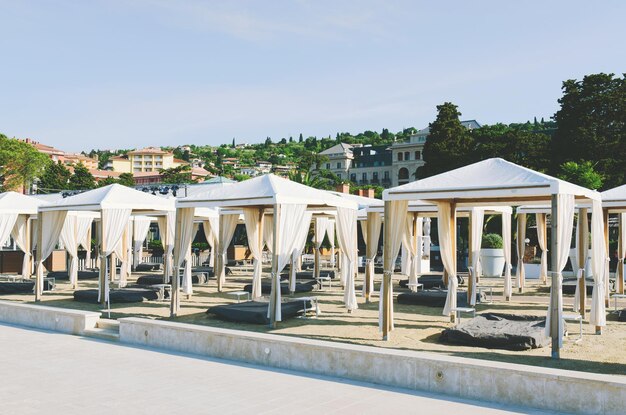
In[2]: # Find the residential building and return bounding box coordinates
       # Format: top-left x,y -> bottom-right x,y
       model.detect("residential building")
63,153 -> 99,170
108,147 -> 187,174
316,143 -> 356,181
348,145 -> 393,187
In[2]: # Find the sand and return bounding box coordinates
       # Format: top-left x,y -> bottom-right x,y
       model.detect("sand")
2,270 -> 625,376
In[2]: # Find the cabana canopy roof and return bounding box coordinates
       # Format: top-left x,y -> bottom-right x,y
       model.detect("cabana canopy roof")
328,191 -> 383,209
39,184 -> 175,212
0,191 -> 47,215
383,158 -> 600,204
601,184 -> 626,211
177,174 -> 358,210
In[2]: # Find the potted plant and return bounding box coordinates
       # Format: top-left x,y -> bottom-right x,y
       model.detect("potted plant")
524,257 -> 542,279
479,233 -> 505,277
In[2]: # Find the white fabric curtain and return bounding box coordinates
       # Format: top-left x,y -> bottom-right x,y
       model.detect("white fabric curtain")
589,200 -> 607,327
620,213 -> 626,292
60,215 -> 93,286
423,218 -> 431,257
243,208 -> 264,298
545,195 -> 575,347
403,214 -> 419,288
173,208 -> 196,302
400,243 -> 410,276
36,211 -> 68,293
113,222 -> 132,288
378,200 -> 408,332
314,217 -> 330,277
336,207 -> 358,311
339,251 -> 348,286
11,215 -> 30,278
437,202 -> 457,317
0,213 -> 18,247
98,208 -> 132,302
217,214 -> 239,288
157,211 -> 176,278
502,211 -> 512,299
79,222 -> 92,268
289,212 -> 313,292
203,216 -> 218,268
469,208 -> 484,306
269,204 -> 308,322
364,212 -> 382,296
516,213 -> 527,292
328,220 -> 336,267
132,217 -> 152,268
536,213 -> 548,284
263,215 -> 274,254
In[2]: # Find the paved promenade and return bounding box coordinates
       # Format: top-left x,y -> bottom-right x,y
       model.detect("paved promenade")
0,323 -> 554,414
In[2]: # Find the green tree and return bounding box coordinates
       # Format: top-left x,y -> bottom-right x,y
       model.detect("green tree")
38,161 -> 71,192
118,173 -> 135,187
159,164 -> 195,184
552,73 -> 626,189
418,102 -> 473,178
68,163 -> 95,190
0,135 -> 50,192
298,133 -> 303,143
558,161 -> 604,190
98,176 -> 119,187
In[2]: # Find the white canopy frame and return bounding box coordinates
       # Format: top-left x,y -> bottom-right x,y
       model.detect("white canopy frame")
382,158 -> 601,360
37,184 -> 175,304
175,174 -> 358,325
601,184 -> 626,296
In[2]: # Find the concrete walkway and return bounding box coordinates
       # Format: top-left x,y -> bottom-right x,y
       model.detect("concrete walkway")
0,323 -> 556,414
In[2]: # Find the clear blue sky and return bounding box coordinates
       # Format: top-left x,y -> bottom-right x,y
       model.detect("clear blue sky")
1,0 -> 624,152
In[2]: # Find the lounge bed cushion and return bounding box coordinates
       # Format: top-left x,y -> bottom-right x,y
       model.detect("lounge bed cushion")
562,278 -> 594,295
399,274 -> 464,290
280,270 -> 336,280
243,280 -> 317,295
618,309 -> 626,322
439,313 -> 550,351
396,289 -> 481,308
192,266 -> 215,278
46,271 -> 100,280
135,273 -> 207,286
0,280 -> 54,294
134,263 -> 162,272
73,288 -> 159,303
207,300 -> 312,324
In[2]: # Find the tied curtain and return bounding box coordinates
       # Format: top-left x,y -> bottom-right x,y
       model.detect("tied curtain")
289,212 -> 313,292
589,200 -> 608,327
336,207 -> 358,311
36,211 -> 68,293
132,217 -> 152,268
379,200 -> 408,332
502,211 -> 512,299
98,208 -> 132,303
516,213 -> 527,292
423,218 -> 431,257
217,214 -> 239,288
182,223 -> 200,295
536,213 -> 548,284
243,208 -> 264,299
437,202 -> 457,317
203,216 -> 218,268
314,217 -> 330,277
328,220 -> 336,267
268,204 -> 308,322
363,212 -> 382,296
469,208 -> 484,306
113,222 -> 133,288
157,211 -> 176,279
400,244 -> 409,276
11,215 -> 30,278
173,208 -> 196,309
263,215 -> 274,254
545,195 -> 575,348
60,214 -> 93,287
0,213 -> 18,248
403,214 -> 419,289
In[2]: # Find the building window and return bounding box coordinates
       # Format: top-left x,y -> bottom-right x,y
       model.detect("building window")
384,171 -> 389,179
397,152 -> 403,161
398,167 -> 409,180
373,172 -> 379,181
362,172 -> 367,180
337,162 -> 341,169
350,173 -> 357,182
326,163 -> 330,170
415,151 -> 421,160
404,151 -> 410,161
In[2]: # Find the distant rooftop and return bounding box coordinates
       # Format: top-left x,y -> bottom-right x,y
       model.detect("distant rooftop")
414,120 -> 481,136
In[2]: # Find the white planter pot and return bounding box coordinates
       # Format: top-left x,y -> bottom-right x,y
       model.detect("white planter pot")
524,263 -> 541,279
480,248 -> 505,277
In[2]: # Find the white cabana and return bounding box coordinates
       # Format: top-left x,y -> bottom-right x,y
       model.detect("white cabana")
59,211 -> 98,288
38,184 -> 175,304
602,184 -> 626,296
175,174 -> 358,324
0,192 -> 47,279
383,158 -> 600,359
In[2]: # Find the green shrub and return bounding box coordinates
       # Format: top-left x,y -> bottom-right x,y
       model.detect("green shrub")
482,233 -> 503,249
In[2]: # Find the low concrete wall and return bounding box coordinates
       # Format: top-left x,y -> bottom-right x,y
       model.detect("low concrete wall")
0,301 -> 100,335
119,317 -> 626,415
